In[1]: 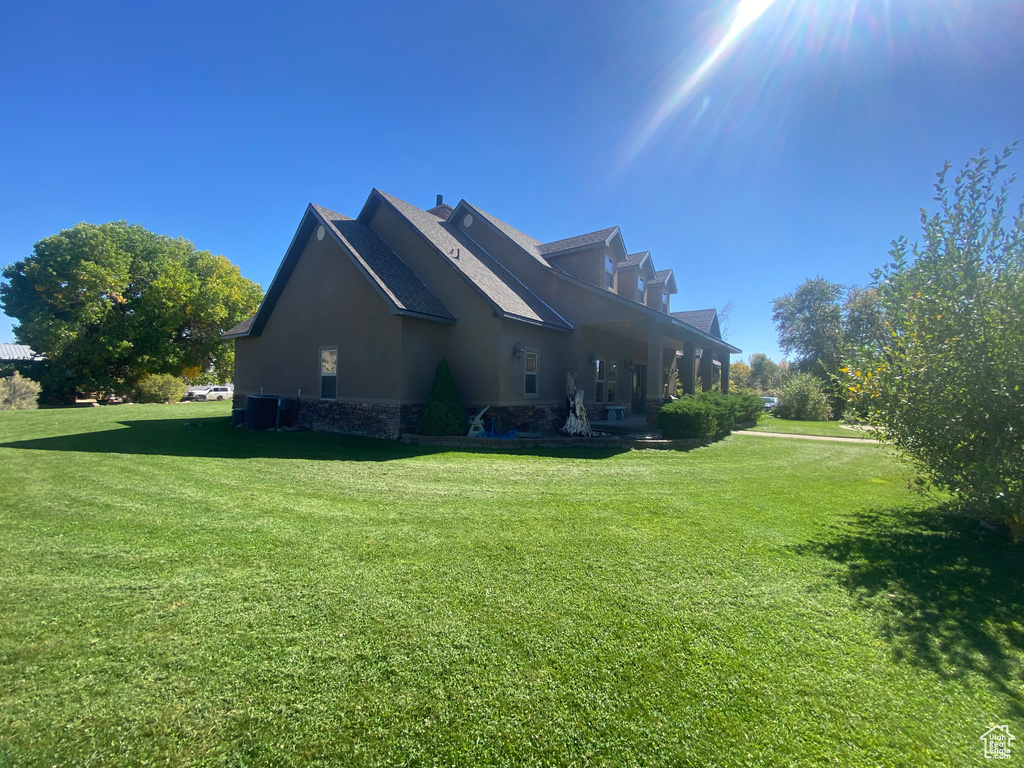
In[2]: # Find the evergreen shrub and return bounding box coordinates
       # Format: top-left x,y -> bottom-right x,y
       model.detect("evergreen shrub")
417,357 -> 467,436
656,397 -> 718,440
0,370 -> 42,410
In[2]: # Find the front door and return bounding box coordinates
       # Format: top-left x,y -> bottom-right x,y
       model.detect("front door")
631,364 -> 646,415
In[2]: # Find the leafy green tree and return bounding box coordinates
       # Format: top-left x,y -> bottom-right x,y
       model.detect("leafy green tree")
747,353 -> 781,393
772,277 -> 844,378
844,146 -> 1024,530
729,360 -> 752,390
842,286 -> 887,352
0,370 -> 42,410
416,357 -> 467,436
1,222 -> 263,396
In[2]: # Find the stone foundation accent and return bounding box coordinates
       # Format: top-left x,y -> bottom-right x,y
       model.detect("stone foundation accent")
230,396 -> 588,441
234,395 -> 415,440
295,399 -> 408,440
477,403 -> 564,435
645,397 -> 664,427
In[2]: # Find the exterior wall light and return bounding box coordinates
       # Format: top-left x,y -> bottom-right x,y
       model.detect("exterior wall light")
513,343 -> 524,359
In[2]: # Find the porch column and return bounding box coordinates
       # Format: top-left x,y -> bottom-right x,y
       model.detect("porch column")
721,354 -> 730,394
681,341 -> 696,395
701,349 -> 714,392
647,325 -> 665,416
666,354 -> 679,398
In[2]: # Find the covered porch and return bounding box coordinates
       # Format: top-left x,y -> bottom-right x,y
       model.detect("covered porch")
580,316 -> 741,423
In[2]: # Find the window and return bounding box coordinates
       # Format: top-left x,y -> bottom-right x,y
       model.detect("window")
594,359 -> 618,403
637,275 -> 645,303
320,347 -> 337,399
603,256 -> 614,288
661,291 -> 669,313
524,349 -> 539,397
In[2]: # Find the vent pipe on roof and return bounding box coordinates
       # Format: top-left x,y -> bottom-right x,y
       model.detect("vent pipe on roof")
436,194 -> 443,207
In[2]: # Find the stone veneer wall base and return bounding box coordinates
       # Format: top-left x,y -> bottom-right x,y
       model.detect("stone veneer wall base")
233,396 -> 645,442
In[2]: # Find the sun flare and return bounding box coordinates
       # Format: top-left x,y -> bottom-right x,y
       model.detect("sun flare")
623,0 -> 781,164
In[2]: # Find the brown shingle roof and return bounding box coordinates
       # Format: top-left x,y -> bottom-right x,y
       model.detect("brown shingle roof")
426,203 -> 454,220
672,309 -> 718,336
223,316 -> 254,337
313,204 -> 454,321
620,251 -> 649,267
651,269 -> 672,284
377,191 -> 572,331
466,205 -> 547,264
539,227 -> 619,256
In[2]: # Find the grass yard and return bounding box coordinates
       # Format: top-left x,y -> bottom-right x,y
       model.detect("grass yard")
747,416 -> 871,438
1,403 -> 1021,767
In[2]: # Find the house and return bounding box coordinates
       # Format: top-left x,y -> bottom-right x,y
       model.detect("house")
224,191 -> 740,439
0,344 -> 42,363
0,344 -> 44,377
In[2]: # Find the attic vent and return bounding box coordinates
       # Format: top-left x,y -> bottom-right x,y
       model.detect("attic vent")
316,225 -> 325,241
463,214 -> 473,228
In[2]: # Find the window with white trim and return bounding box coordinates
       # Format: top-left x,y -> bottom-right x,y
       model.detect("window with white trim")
595,359 -> 618,403
604,256 -> 614,288
524,349 -> 539,397
637,275 -> 645,303
661,291 -> 669,313
320,347 -> 338,399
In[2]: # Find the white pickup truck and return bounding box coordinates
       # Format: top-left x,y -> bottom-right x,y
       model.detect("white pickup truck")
187,384 -> 234,401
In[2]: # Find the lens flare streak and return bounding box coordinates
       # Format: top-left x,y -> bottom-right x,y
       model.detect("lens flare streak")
625,0 -> 781,163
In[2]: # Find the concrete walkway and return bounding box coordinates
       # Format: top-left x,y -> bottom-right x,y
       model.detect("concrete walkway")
733,430 -> 878,444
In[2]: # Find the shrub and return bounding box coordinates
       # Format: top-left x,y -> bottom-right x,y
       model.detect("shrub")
135,374 -> 187,404
0,370 -> 42,410
659,390 -> 766,440
726,389 -> 767,423
657,397 -> 718,440
844,147 -> 1024,525
695,390 -> 738,437
417,357 -> 467,436
775,373 -> 832,421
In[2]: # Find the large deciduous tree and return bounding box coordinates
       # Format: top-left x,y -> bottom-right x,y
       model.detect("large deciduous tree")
844,146 -> 1024,531
747,352 -> 782,393
771,276 -> 845,378
1,221 -> 263,395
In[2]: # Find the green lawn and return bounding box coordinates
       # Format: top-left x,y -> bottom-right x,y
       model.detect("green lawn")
747,416 -> 871,438
1,403 -> 1020,767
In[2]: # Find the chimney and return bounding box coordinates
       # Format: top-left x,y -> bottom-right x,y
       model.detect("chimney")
436,194 -> 443,207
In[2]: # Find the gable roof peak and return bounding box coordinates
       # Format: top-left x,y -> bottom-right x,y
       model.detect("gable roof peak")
538,226 -> 620,257
672,308 -> 720,337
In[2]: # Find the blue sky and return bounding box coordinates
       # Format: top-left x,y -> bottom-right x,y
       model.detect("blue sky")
2,0 -> 1022,363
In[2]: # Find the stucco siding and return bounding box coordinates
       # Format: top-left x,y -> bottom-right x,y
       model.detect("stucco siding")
234,231 -> 403,401
370,203 -> 502,403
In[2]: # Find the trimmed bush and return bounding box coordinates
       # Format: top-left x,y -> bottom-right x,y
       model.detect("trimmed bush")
659,390 -> 767,440
0,370 -> 42,410
731,390 -> 768,423
657,397 -> 718,439
416,357 -> 467,436
135,374 -> 187,404
775,373 -> 832,421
